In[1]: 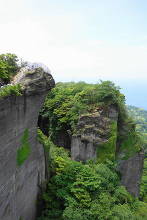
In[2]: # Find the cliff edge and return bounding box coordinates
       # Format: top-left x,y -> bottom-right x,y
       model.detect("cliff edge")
71,105 -> 144,197
0,67 -> 55,220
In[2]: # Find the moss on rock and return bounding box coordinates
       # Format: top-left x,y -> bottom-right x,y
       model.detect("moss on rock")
96,120 -> 117,163
17,129 -> 31,166
117,124 -> 142,160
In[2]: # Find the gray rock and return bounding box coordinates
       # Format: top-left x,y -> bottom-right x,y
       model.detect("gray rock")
71,105 -> 118,162
71,136 -> 97,161
119,150 -> 144,197
12,67 -> 55,95
0,67 -> 55,220
71,104 -> 144,197
0,79 -> 4,87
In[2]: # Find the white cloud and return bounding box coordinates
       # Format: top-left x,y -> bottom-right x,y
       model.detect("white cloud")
0,1 -> 147,83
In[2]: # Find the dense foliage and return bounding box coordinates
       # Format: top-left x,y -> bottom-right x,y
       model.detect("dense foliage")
37,130 -> 147,220
0,52 -> 145,219
140,159 -> 147,203
39,81 -> 142,161
127,106 -> 147,133
37,82 -> 147,219
0,84 -> 22,98
127,105 -> 147,150
127,106 -> 147,203
40,81 -> 126,142
0,53 -> 23,98
0,53 -> 20,84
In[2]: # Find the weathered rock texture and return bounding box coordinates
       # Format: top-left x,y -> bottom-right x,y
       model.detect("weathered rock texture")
71,105 -> 118,162
0,67 -> 55,220
71,105 -> 144,197
119,151 -> 144,197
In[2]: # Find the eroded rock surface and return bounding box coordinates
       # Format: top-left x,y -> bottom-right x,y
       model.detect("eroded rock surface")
119,151 -> 144,197
71,105 -> 144,197
71,105 -> 118,161
0,67 -> 55,220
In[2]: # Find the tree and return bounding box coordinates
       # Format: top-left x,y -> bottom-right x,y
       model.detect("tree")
0,53 -> 19,84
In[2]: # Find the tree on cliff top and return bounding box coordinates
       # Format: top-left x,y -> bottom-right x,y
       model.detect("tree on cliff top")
39,81 -> 126,142
0,53 -> 19,84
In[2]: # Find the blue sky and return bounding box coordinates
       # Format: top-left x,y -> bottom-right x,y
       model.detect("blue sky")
0,0 -> 147,108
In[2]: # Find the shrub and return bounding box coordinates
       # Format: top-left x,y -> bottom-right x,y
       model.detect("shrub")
37,140 -> 147,220
0,53 -> 19,84
0,84 -> 22,98
39,81 -> 127,142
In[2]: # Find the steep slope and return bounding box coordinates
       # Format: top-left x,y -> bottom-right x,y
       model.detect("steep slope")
127,105 -> 147,201
39,82 -> 144,197
71,105 -> 144,197
127,105 -> 147,149
0,67 -> 55,220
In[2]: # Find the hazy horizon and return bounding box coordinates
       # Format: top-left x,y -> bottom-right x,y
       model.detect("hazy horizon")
1,0 -> 147,109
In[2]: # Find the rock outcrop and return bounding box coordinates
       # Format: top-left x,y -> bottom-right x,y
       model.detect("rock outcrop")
0,67 -> 55,220
71,105 -> 144,197
119,151 -> 144,197
71,105 -> 118,162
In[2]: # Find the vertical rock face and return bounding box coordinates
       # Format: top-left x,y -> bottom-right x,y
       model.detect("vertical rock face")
119,151 -> 144,197
117,120 -> 144,197
71,106 -> 118,162
0,68 -> 55,220
71,105 -> 144,197
54,129 -> 71,149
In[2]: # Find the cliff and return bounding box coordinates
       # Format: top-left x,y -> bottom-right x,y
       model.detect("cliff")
0,67 -> 55,220
71,105 -> 118,162
71,105 -> 144,197
38,81 -> 145,198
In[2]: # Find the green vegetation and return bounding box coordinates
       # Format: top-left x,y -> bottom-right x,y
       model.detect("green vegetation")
127,105 -> 147,151
0,84 -> 22,98
17,129 -> 31,166
37,129 -> 56,179
38,82 -> 147,219
0,53 -> 22,99
118,129 -> 142,160
127,106 -> 147,203
37,131 -> 147,220
140,159 -> 147,202
0,53 -> 19,84
40,81 -> 126,141
40,81 -> 141,159
127,106 -> 147,133
38,128 -> 51,154
96,120 -> 117,162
